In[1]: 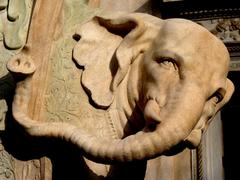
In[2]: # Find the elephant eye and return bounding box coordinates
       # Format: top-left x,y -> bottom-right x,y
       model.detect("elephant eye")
156,57 -> 178,71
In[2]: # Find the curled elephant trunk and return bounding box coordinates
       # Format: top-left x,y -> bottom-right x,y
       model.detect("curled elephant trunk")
12,80 -> 204,162
78,89 -> 205,162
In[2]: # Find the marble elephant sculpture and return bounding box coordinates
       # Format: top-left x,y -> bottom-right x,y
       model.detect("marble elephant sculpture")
7,13 -> 234,163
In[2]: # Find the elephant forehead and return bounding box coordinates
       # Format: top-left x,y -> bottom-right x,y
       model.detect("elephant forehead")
154,19 -> 229,73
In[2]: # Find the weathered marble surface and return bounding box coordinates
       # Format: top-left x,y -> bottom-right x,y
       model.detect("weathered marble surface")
0,0 -> 33,49
0,1 -> 42,179
0,0 -> 235,179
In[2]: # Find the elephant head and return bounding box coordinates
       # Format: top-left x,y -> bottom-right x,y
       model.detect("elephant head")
7,13 -> 234,163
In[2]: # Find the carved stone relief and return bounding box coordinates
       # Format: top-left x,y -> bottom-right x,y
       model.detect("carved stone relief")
0,0 -> 34,49
14,159 -> 40,180
5,0 -> 234,177
0,100 -> 7,131
0,141 -> 41,180
0,0 -> 34,129
0,143 -> 14,180
196,18 -> 240,73
0,1 -> 43,179
198,18 -> 240,42
0,0 -> 235,179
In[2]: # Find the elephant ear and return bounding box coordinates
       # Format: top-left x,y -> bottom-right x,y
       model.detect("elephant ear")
216,79 -> 234,111
73,13 -> 163,108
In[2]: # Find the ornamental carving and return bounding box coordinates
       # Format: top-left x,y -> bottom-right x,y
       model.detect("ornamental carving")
0,0 -> 235,179
0,0 -> 33,49
198,18 -> 240,42
6,3 -> 234,178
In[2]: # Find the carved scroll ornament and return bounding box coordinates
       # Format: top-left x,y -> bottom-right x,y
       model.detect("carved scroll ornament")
0,0 -> 33,49
6,12 -> 234,177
